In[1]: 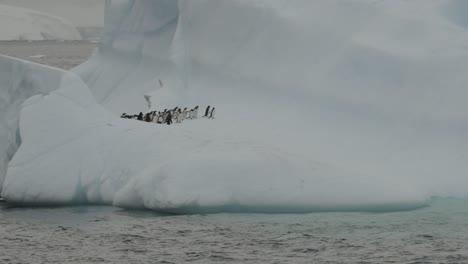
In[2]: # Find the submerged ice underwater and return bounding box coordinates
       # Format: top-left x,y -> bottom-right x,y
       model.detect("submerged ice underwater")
1,0 -> 468,213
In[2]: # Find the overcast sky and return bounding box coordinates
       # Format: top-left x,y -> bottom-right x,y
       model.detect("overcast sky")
0,0 -> 105,27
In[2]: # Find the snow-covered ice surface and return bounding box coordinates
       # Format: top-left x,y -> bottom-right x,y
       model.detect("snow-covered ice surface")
0,4 -> 81,41
1,0 -> 468,213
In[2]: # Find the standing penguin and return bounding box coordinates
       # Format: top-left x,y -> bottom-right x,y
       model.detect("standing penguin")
157,112 -> 164,123
204,106 -> 211,117
145,113 -> 152,122
194,106 -> 199,119
137,112 -> 144,121
177,109 -> 183,123
165,111 -> 172,125
189,108 -> 195,119
180,108 -> 186,122
210,107 -> 216,119
173,109 -> 180,123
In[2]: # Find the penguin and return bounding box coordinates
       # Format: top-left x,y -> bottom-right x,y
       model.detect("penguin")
137,112 -> 143,121
210,107 -> 215,119
157,112 -> 164,123
145,113 -> 152,122
165,111 -> 173,125
173,109 -> 180,124
177,109 -> 183,123
204,106 -> 211,117
180,108 -> 186,122
193,106 -> 199,119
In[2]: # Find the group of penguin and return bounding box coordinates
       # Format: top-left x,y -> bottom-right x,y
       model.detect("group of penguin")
121,105 -> 216,125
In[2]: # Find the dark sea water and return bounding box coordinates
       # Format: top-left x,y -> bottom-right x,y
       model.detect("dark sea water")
1,198 -> 468,264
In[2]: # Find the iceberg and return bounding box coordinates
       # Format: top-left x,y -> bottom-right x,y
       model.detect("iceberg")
0,4 -> 81,41
0,0 -> 104,28
1,0 -> 468,213
1,62 -> 426,212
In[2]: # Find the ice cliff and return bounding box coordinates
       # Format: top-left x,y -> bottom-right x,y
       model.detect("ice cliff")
1,0 -> 468,213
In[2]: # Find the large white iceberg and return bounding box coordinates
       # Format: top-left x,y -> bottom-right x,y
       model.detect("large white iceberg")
1,0 -> 468,213
1,58 -> 425,212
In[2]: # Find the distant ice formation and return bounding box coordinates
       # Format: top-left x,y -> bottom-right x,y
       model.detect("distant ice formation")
1,0 -> 468,213
0,0 -> 105,28
0,4 -> 81,41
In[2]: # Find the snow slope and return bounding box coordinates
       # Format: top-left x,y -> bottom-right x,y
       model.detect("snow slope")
2,0 -> 468,213
0,4 -> 81,41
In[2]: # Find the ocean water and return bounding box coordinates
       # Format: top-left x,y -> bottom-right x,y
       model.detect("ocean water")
1,198 -> 468,263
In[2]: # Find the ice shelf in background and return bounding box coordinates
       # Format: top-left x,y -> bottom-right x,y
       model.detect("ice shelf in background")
0,4 -> 81,41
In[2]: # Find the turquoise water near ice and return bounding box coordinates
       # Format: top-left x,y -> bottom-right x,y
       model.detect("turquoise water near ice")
1,197 -> 468,263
